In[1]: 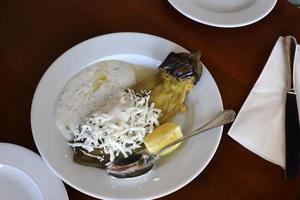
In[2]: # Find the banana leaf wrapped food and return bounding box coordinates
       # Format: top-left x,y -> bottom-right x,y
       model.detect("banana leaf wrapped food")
73,147 -> 109,168
135,51 -> 203,123
73,145 -> 144,169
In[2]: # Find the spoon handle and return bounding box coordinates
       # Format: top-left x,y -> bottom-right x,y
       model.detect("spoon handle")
156,110 -> 236,155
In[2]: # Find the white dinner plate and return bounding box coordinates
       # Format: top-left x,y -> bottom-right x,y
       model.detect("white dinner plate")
168,0 -> 277,28
0,143 -> 68,200
31,32 -> 223,199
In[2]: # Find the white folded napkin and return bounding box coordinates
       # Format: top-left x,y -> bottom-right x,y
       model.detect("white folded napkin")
228,36 -> 300,168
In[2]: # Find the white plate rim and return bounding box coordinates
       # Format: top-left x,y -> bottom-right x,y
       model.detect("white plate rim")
0,143 -> 68,200
168,0 -> 277,28
31,32 -> 224,200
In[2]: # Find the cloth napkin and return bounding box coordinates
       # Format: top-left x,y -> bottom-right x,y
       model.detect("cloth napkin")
228,36 -> 300,168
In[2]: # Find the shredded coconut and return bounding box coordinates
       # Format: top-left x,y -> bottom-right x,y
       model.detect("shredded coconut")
69,89 -> 161,162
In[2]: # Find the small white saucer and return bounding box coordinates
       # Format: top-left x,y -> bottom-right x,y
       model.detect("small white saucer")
168,0 -> 277,28
0,143 -> 68,200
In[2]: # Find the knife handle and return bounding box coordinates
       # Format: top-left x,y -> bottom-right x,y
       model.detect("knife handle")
285,94 -> 300,179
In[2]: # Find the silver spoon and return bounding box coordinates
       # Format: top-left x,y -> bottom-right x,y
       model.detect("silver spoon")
106,109 -> 236,178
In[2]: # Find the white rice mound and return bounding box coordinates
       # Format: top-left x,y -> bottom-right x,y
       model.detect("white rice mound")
54,60 -> 136,141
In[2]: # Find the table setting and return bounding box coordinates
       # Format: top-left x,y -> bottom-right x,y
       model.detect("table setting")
1,0 -> 300,199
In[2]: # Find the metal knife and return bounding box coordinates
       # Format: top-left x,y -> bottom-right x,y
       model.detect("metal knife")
284,36 -> 300,179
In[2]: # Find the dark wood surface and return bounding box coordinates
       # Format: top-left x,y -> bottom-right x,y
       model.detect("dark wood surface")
1,0 -> 300,199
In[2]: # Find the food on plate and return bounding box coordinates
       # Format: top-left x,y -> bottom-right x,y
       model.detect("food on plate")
54,60 -> 136,141
70,89 -> 161,168
55,51 -> 203,172
135,52 -> 203,123
144,122 -> 183,156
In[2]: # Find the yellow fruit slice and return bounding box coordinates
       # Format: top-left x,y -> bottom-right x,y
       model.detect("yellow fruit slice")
144,122 -> 183,156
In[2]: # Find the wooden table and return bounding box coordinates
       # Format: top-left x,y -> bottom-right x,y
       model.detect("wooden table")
1,0 -> 300,199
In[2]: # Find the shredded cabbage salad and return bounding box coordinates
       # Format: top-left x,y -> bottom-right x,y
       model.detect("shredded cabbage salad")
70,89 -> 161,162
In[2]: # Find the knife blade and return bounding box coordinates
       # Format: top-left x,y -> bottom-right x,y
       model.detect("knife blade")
284,36 -> 300,179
